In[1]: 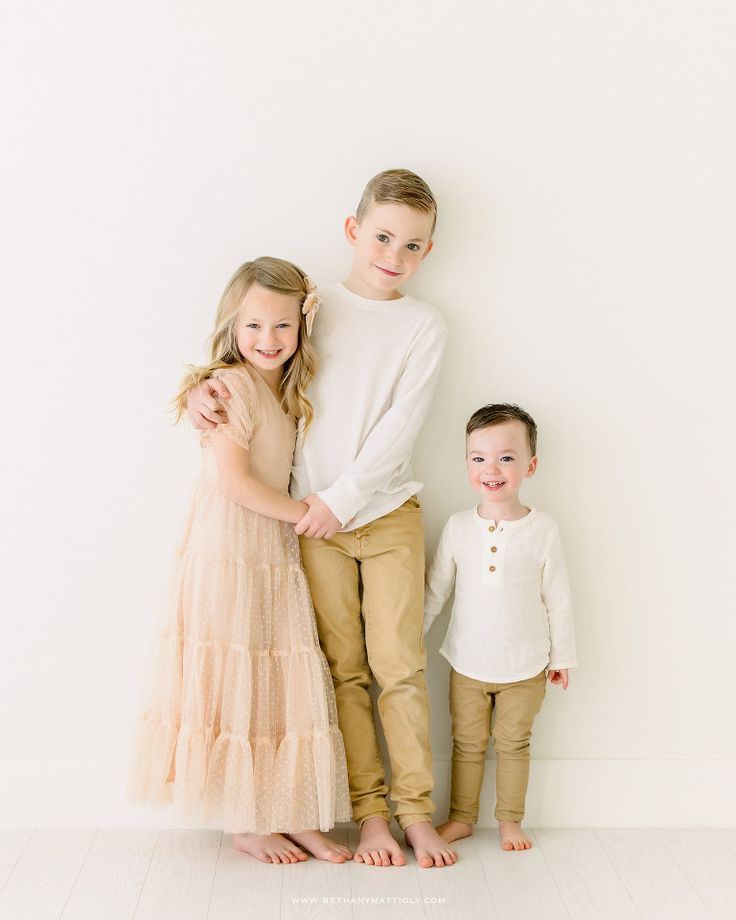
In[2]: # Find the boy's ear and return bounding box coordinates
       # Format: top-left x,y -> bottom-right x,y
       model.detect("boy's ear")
344,215 -> 359,246
421,239 -> 434,260
526,456 -> 538,477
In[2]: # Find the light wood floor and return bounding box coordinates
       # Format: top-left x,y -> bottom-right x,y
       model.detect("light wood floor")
1,827 -> 735,920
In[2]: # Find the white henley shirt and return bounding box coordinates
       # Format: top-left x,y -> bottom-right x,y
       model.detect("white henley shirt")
424,507 -> 578,683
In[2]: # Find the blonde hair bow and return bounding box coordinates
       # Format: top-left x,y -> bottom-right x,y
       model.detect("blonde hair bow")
302,277 -> 320,336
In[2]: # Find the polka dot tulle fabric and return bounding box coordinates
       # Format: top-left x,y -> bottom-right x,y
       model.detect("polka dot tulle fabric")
128,366 -> 351,833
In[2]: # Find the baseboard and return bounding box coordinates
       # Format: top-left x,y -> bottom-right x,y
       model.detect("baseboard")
1,758 -> 734,829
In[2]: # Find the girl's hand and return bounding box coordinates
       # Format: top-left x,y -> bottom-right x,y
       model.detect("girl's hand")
294,494 -> 342,540
187,379 -> 231,430
547,669 -> 569,689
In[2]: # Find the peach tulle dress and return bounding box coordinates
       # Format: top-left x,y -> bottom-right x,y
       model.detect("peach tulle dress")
128,364 -> 351,833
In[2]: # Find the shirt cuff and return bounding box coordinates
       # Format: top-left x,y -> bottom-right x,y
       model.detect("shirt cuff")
316,480 -> 363,528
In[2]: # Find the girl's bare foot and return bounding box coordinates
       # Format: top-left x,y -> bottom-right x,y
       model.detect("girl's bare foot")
436,819 -> 473,844
403,820 -> 457,868
286,830 -> 354,863
498,820 -> 532,851
354,817 -> 406,867
232,832 -> 308,864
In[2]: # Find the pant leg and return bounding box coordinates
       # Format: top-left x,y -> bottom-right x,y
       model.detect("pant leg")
357,497 -> 435,830
448,669 -> 493,825
298,531 -> 390,824
490,670 -> 547,822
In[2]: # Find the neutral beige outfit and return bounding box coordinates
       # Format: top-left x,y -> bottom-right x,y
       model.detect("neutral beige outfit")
448,668 -> 546,823
425,505 -> 577,824
290,283 -> 447,829
128,365 -> 351,834
299,496 -> 434,830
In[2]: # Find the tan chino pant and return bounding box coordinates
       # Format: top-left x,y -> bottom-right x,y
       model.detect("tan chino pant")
449,667 -> 546,824
299,497 -> 434,830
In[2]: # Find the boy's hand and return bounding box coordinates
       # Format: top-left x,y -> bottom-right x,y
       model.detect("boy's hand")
187,378 -> 231,430
294,494 -> 342,540
547,669 -> 569,689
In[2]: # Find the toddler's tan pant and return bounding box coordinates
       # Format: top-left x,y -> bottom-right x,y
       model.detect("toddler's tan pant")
449,667 -> 546,824
299,497 -> 434,830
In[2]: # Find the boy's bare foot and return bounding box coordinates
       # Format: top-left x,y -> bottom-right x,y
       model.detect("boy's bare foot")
286,830 -> 354,863
404,820 -> 457,868
436,819 -> 473,844
498,820 -> 533,851
232,832 -> 308,864
354,816 -> 406,867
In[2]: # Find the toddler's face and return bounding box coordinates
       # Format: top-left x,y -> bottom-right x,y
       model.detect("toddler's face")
345,202 -> 434,296
236,284 -> 301,373
466,422 -> 537,502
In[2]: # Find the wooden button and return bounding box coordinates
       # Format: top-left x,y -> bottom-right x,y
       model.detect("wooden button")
491,546 -> 497,553
488,525 -> 495,532
489,565 -> 496,572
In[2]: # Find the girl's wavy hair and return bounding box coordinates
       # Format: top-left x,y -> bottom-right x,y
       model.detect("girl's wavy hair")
172,256 -> 317,429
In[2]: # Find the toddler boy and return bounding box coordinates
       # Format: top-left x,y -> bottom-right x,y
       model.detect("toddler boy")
425,404 -> 577,851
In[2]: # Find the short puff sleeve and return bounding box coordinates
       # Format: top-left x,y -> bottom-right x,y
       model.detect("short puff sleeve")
201,367 -> 257,451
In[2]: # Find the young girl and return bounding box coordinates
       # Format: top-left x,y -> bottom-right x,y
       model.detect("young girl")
128,257 -> 352,865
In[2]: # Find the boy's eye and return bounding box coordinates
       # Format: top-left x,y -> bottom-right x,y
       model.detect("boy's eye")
407,243 -> 421,252
276,323 -> 290,328
376,233 -> 390,243
472,456 -> 484,463
499,456 -> 514,463
245,323 -> 259,329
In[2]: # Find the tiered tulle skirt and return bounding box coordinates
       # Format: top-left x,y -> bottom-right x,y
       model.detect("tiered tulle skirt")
128,476 -> 351,833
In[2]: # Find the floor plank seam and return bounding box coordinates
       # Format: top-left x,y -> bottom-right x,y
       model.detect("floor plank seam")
473,831 -> 503,919
130,828 -> 161,920
58,829 -> 99,920
0,830 -> 36,899
593,829 -> 647,920
203,831 -> 224,920
471,832 -> 499,919
652,828 -> 717,920
530,829 -> 573,920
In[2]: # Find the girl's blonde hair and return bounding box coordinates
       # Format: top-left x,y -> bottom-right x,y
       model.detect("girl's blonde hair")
172,256 -> 317,428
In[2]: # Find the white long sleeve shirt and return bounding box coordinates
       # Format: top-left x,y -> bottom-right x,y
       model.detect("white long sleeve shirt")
424,507 -> 577,683
290,282 -> 446,531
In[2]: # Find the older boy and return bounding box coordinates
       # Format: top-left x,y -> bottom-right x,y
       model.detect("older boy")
188,170 -> 455,868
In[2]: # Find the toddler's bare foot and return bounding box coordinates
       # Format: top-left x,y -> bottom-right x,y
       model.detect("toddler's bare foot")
436,819 -> 473,844
286,830 -> 353,863
232,832 -> 308,864
354,817 -> 406,867
498,820 -> 532,851
404,820 -> 457,868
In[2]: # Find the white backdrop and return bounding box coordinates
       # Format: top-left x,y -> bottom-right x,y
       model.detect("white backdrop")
1,0 -> 734,828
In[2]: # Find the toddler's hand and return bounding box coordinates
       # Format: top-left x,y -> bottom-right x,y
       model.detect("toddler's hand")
187,379 -> 231,430
547,669 -> 569,689
294,495 -> 342,540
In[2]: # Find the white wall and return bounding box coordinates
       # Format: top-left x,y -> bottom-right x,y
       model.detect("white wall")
1,0 -> 734,828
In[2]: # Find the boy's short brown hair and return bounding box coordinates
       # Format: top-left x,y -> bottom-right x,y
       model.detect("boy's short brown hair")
356,168 -> 437,235
466,404 -> 538,456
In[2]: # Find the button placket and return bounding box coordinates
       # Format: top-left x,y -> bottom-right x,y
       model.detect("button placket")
482,523 -> 506,583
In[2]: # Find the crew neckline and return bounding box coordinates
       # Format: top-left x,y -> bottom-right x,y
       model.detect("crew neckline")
473,506 -> 536,529
337,281 -> 410,310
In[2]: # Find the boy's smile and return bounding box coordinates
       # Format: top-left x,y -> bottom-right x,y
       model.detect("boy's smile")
467,421 -> 537,518
343,202 -> 434,300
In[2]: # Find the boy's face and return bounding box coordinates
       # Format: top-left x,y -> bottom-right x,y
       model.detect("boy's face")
466,421 -> 537,502
236,284 -> 301,374
344,202 -> 434,298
